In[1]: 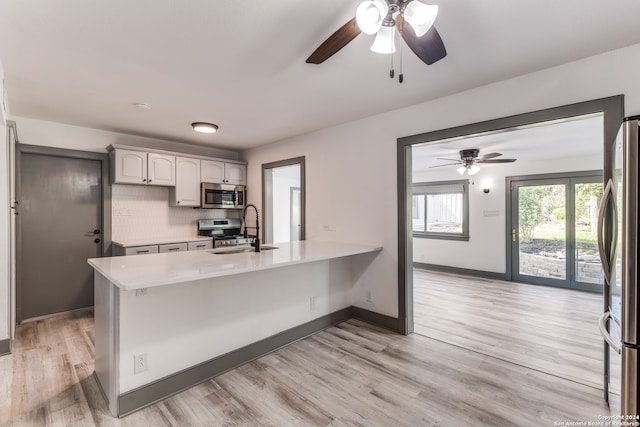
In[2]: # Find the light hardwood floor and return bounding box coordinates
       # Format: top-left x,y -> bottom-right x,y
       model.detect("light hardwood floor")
413,269 -> 614,392
0,305 -> 612,426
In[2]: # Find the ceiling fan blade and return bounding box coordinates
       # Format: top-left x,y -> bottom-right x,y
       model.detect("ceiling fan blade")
477,159 -> 517,163
395,15 -> 446,65
477,152 -> 502,161
429,163 -> 461,168
306,17 -> 361,64
435,157 -> 462,162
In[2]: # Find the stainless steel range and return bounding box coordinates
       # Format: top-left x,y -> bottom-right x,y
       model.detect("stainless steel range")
197,218 -> 254,248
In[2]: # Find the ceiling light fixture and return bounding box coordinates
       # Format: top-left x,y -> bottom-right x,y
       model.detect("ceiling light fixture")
191,122 -> 219,134
356,0 -> 438,52
457,164 -> 480,176
133,102 -> 152,110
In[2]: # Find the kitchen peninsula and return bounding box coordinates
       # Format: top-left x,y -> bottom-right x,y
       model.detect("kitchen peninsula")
88,240 -> 381,417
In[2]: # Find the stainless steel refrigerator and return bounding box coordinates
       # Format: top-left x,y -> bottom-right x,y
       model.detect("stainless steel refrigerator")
599,116 -> 639,418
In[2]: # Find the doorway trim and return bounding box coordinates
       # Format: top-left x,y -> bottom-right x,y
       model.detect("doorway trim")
15,144 -> 111,323
396,95 -> 624,335
261,156 -> 306,243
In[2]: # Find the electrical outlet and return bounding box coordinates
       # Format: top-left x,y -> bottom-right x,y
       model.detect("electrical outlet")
366,291 -> 373,303
134,353 -> 148,374
310,296 -> 317,311
135,288 -> 147,296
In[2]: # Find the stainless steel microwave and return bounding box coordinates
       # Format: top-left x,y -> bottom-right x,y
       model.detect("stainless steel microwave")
200,183 -> 245,209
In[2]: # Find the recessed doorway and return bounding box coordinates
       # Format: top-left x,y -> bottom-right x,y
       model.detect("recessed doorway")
262,157 -> 305,244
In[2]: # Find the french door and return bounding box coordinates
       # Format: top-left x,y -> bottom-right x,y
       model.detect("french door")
509,172 -> 603,292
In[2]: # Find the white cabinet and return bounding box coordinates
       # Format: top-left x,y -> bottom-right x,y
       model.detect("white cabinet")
158,242 -> 188,253
170,157 -> 201,206
188,241 -> 213,251
200,160 -> 246,185
224,163 -> 247,185
114,244 -> 159,256
112,149 -> 175,186
201,160 -> 225,183
148,153 -> 176,186
113,149 -> 147,184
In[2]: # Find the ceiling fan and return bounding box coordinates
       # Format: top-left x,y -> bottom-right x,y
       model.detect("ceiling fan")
306,0 -> 447,78
430,149 -> 517,176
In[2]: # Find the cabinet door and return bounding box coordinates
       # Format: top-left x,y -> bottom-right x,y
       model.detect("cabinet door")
201,160 -> 225,184
225,163 -> 247,186
173,157 -> 201,206
148,153 -> 176,186
114,149 -> 147,184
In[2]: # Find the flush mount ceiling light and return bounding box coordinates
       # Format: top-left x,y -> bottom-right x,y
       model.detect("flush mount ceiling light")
306,0 -> 446,82
191,122 -> 219,134
133,102 -> 152,110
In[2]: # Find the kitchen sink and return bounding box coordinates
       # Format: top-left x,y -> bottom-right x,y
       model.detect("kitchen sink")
211,245 -> 279,254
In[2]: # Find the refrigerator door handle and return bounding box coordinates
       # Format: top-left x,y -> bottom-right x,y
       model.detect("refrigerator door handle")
597,178 -> 618,285
599,311 -> 622,354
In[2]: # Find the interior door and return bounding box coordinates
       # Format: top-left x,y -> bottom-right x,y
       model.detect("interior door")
18,152 -> 103,321
510,173 -> 603,291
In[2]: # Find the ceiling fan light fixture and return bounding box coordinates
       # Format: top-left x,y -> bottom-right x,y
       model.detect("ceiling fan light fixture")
468,164 -> 481,175
403,1 -> 438,37
370,24 -> 396,54
191,122 -> 219,134
356,0 -> 388,35
456,166 -> 467,175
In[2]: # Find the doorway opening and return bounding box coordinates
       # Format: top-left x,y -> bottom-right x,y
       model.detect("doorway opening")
397,96 -> 623,404
262,157 -> 305,244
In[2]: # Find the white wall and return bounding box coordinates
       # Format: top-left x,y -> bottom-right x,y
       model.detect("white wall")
0,57 -> 11,342
270,165 -> 301,243
243,42 -> 640,318
412,154 -> 602,273
12,116 -> 240,159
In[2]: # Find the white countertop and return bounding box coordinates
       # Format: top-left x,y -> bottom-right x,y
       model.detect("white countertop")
112,236 -> 212,247
89,240 -> 382,291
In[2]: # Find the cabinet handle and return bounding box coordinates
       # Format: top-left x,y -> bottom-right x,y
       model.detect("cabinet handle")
196,245 -> 205,248
168,248 -> 180,251
136,250 -> 149,254
142,179 -> 146,182
94,238 -> 101,243
177,201 -> 180,204
149,179 -> 152,183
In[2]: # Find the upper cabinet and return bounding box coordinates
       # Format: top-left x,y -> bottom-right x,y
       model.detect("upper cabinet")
111,149 -> 175,186
148,153 -> 176,186
225,163 -> 247,186
201,160 -> 246,186
201,160 -> 225,183
170,157 -> 201,206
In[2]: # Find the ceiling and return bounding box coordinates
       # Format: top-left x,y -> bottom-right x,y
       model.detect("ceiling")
1,1 -> 639,151
412,113 -> 603,174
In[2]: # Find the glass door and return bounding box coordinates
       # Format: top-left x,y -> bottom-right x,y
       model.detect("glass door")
510,173 -> 603,291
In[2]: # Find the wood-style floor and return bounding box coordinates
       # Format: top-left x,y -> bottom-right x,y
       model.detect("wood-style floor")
413,269 -> 613,391
0,302 -> 611,426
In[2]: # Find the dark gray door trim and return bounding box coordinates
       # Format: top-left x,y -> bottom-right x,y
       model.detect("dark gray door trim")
15,144 -> 111,323
396,95 -> 624,336
261,156 -> 306,243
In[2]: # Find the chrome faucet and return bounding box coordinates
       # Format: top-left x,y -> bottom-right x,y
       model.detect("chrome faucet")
242,204 -> 260,252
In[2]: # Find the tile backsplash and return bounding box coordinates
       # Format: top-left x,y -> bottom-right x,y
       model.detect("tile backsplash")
112,185 -> 241,241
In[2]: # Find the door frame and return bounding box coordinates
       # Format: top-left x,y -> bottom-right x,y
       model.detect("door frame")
261,157 -> 306,243
15,144 -> 111,323
397,95 -> 623,335
506,170 -> 603,292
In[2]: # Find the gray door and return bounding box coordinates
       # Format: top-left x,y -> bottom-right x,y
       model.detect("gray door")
18,152 -> 103,321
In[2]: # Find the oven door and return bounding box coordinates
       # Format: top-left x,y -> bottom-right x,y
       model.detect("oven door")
201,183 -> 241,209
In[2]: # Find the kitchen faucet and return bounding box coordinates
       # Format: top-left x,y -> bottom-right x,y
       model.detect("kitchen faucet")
242,204 -> 260,252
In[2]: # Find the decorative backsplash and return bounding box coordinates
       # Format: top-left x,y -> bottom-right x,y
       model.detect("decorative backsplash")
112,185 -> 241,241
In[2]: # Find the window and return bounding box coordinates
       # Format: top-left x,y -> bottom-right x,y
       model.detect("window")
412,180 -> 469,240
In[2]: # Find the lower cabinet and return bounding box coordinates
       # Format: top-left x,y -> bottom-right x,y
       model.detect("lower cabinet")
158,243 -> 188,253
113,240 -> 212,256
